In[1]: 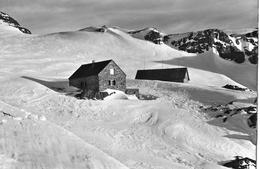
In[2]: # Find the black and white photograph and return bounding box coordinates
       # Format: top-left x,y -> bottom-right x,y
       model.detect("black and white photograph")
0,0 -> 258,169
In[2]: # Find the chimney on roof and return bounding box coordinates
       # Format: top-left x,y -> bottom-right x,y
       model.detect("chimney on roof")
92,60 -> 95,67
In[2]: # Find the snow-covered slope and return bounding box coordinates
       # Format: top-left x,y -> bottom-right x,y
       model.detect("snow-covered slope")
0,25 -> 246,89
0,11 -> 31,35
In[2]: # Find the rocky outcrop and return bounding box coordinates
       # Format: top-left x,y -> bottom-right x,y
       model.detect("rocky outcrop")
203,103 -> 257,128
222,156 -> 256,169
128,27 -> 258,65
222,84 -> 248,91
231,30 -> 258,64
79,25 -> 108,33
164,29 -> 258,64
128,27 -> 164,44
0,11 -> 31,34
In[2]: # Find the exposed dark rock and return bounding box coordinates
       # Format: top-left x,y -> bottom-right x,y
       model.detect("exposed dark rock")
219,52 -> 245,63
128,27 -> 164,44
248,47 -> 258,64
163,35 -> 170,43
244,30 -> 258,38
144,30 -> 163,44
215,114 -> 223,118
17,27 -> 31,34
247,113 -> 257,128
237,106 -> 257,113
222,84 -> 247,91
0,110 -> 14,117
130,27 -> 257,65
202,103 -> 257,128
0,11 -> 31,34
223,117 -> 228,122
138,94 -> 158,100
77,90 -> 109,100
79,25 -> 107,33
222,156 -> 256,169
164,29 -> 234,54
125,88 -> 139,98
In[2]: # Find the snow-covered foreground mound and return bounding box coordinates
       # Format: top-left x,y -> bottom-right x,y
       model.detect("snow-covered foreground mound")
0,77 -> 256,169
0,100 -> 130,169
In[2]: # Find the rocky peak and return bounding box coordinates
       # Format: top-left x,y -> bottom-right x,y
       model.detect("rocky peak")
164,29 -> 232,53
0,11 -> 31,34
128,27 -> 164,44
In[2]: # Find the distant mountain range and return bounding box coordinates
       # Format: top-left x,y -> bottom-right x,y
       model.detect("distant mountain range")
78,25 -> 258,65
1,11 -> 257,65
127,27 -> 258,65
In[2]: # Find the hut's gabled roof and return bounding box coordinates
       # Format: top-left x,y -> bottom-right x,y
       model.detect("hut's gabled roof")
69,60 -> 112,79
135,68 -> 189,82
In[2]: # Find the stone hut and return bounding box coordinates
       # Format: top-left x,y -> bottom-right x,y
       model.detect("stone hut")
69,60 -> 126,94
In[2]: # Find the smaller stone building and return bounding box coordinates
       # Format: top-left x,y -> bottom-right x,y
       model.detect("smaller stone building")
69,60 -> 126,93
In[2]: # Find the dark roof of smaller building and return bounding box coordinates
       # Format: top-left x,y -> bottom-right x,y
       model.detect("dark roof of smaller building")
135,68 -> 189,82
69,60 -> 112,79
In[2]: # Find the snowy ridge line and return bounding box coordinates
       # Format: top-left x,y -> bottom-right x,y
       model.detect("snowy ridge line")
0,99 -> 130,169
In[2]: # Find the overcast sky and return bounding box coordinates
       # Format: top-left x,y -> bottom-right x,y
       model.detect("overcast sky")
0,0 -> 258,34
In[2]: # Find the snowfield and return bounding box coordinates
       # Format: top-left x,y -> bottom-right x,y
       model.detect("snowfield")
0,22 -> 257,169
0,77 -> 256,169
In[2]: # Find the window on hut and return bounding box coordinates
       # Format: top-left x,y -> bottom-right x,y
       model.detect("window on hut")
110,68 -> 114,75
108,80 -> 116,86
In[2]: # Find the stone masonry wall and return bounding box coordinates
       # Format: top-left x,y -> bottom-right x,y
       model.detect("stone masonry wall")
98,61 -> 126,92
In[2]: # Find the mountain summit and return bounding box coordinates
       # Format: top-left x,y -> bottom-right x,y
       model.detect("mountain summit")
128,27 -> 165,44
0,11 -> 31,34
